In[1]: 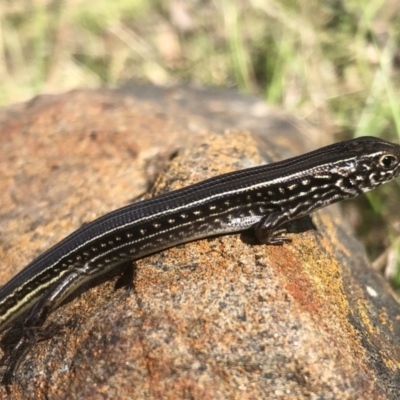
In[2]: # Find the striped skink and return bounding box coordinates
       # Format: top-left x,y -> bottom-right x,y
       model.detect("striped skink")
1,135 -> 400,383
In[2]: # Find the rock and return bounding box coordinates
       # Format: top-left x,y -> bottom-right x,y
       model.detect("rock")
0,85 -> 399,399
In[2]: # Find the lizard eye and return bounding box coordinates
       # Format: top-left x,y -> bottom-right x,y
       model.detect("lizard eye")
379,154 -> 397,169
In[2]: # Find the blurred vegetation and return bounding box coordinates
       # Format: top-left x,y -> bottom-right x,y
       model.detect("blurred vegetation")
1,0 -> 400,286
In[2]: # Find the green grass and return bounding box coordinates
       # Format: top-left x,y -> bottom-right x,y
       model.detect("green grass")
1,0 -> 400,286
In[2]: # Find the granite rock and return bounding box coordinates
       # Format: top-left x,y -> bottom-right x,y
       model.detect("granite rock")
0,86 -> 399,399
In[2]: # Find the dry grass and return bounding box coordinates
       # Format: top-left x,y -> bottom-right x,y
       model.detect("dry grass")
1,0 -> 398,134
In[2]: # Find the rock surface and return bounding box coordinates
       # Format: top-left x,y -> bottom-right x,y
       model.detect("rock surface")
0,85 -> 399,399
